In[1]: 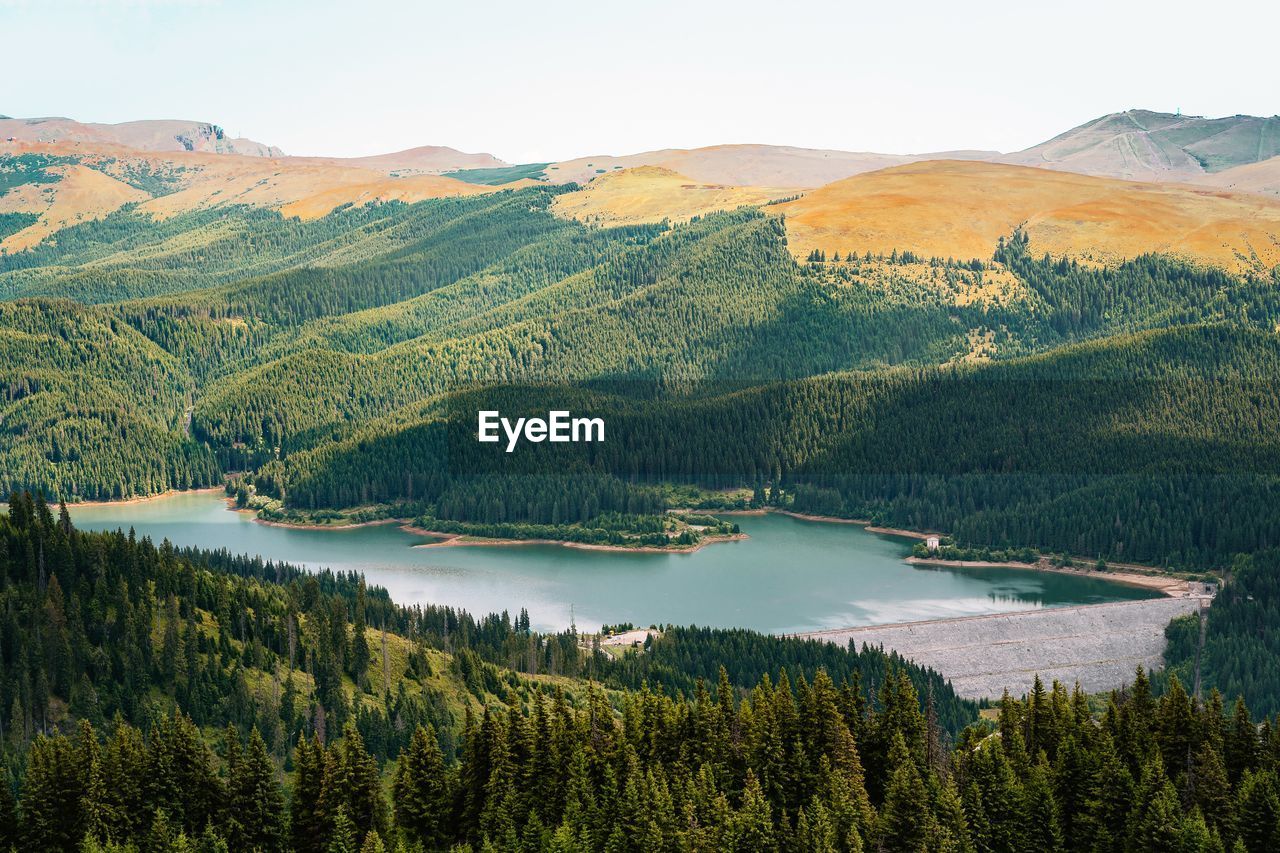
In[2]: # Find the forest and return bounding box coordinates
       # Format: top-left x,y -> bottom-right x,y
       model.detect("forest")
4,184 -> 1280,838
4,193 -> 1276,568
1164,549 -> 1280,717
5,491 -> 1280,851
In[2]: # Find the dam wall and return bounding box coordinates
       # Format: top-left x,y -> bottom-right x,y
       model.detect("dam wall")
797,597 -> 1209,700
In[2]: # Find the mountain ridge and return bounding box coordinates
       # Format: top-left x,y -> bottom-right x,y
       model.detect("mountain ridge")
1000,109 -> 1280,181
0,115 -> 283,157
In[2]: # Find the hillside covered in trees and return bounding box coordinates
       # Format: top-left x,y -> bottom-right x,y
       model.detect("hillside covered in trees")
1,189 -> 1277,570
6,491 -> 1280,852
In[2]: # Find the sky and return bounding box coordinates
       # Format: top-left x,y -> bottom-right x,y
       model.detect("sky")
3,0 -> 1278,164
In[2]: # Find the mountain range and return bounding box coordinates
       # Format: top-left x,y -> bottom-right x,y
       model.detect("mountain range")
8,108 -> 1278,277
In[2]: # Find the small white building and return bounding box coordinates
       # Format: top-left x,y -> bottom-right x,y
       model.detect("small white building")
925,535 -> 941,552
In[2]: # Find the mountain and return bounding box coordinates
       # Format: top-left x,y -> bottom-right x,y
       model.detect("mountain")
1001,109 -> 1280,182
544,143 -> 997,188
775,159 -> 1280,274
0,141 -> 514,251
309,145 -> 508,176
0,115 -> 282,156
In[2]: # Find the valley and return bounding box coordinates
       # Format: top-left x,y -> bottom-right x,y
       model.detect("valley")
4,102 -> 1280,851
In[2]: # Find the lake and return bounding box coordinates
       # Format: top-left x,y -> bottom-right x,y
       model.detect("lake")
69,490 -> 1159,634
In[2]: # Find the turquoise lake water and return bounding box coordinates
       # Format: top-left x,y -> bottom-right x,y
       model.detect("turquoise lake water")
70,490 -> 1157,633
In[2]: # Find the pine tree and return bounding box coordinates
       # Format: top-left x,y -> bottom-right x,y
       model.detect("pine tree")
796,800 -> 840,853
730,771 -> 775,852
393,724 -> 451,849
1075,731 -> 1133,852
1225,698 -> 1259,785
291,734 -> 327,853
147,808 -> 192,853
1235,769 -> 1280,853
321,725 -> 389,848
1190,741 -> 1236,841
229,728 -> 287,852
20,733 -> 81,852
359,829 -> 386,853
0,768 -> 17,851
328,807 -> 358,853
350,580 -> 371,691
932,778 -> 972,853
1127,761 -> 1184,851
1157,675 -> 1197,787
1175,808 -> 1222,853
1022,759 -> 1063,852
961,782 -> 991,853
971,736 -> 1026,853
74,719 -> 107,846
879,732 -> 935,853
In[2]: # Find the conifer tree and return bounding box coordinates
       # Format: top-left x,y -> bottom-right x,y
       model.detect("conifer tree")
322,725 -> 388,848
21,733 -> 82,852
229,728 -> 287,852
730,770 -> 775,853
328,807 -> 358,853
358,829 -> 386,853
393,724 -> 451,849
291,734 -> 327,853
1225,698 -> 1260,784
1127,758 -> 1185,852
1235,769 -> 1280,853
879,732 -> 935,852
1022,758 -> 1064,852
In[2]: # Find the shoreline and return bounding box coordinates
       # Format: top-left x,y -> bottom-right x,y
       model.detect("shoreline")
410,529 -> 748,554
67,485 -> 224,509
698,507 -> 936,540
774,509 -> 939,540
904,555 -> 1189,596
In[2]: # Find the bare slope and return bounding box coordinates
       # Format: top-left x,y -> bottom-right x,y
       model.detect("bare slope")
1002,110 -> 1280,182
0,116 -> 281,157
1193,155 -> 1280,198
776,160 -> 1280,274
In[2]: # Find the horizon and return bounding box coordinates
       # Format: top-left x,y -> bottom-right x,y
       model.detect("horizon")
4,106 -> 1274,164
5,0 -> 1278,163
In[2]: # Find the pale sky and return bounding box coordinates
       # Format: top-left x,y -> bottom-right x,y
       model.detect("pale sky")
3,0 -> 1277,164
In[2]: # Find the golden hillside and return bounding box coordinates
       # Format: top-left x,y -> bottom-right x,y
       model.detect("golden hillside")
776,160 -> 1280,275
0,141 -> 512,250
550,165 -> 797,226
546,144 -> 995,188
0,162 -> 150,250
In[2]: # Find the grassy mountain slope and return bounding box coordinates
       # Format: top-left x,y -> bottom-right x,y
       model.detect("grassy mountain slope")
0,143 -> 515,253
550,165 -> 797,225
776,160 -> 1280,274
